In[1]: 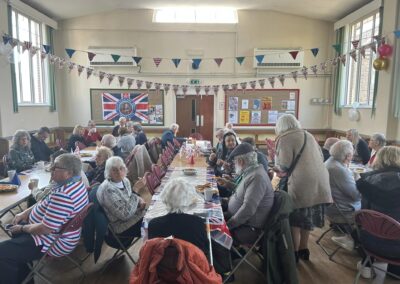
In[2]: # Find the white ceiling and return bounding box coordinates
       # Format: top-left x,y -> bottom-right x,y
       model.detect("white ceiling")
21,0 -> 372,22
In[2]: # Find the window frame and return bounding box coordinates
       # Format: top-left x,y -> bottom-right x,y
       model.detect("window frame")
342,10 -> 380,108
11,8 -> 50,106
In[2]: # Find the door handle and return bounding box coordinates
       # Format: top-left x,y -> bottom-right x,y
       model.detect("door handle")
196,115 -> 200,127
201,115 -> 204,127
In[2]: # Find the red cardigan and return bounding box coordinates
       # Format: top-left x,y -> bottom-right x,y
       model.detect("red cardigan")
130,238 -> 222,284
83,129 -> 102,144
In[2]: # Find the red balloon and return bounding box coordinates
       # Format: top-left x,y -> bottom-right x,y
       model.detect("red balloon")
378,44 -> 393,57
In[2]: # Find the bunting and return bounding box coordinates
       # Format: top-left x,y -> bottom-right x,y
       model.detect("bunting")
310,65 -> 318,75
42,44 -> 51,54
99,71 -> 106,83
67,62 -> 75,73
320,62 -> 327,72
163,83 -> 171,94
291,71 -> 298,82
250,81 -> 256,90
289,51 -> 299,60
236,56 -> 245,65
77,65 -> 84,76
255,55 -> 264,64
214,58 -> 223,67
172,58 -> 181,68
231,83 -> 238,92
107,74 -> 115,85
360,46 -> 366,58
136,80 -> 143,89
133,56 -> 142,65
350,50 -> 357,62
278,75 -> 285,86
192,58 -> 202,69
258,79 -> 265,89
213,85 -> 219,95
369,42 -> 376,54
88,52 -> 96,62
145,81 -> 152,91
340,54 -> 346,66
2,34 -> 10,45
153,58 -> 162,67
310,48 -> 319,57
351,40 -> 360,49
65,48 -> 75,58
195,85 -> 201,96
332,43 -> 341,54
22,41 -> 32,53
86,68 -> 93,79
127,78 -> 134,89
40,51 -> 47,61
204,85 -> 210,95
222,84 -> 229,94
58,59 -> 66,69
182,85 -> 188,95
118,76 -> 125,87
154,83 -> 161,94
268,77 -> 275,88
111,54 -> 121,63
240,82 -> 247,92
173,84 -> 179,95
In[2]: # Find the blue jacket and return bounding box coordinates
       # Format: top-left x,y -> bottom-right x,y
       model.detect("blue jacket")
161,129 -> 174,149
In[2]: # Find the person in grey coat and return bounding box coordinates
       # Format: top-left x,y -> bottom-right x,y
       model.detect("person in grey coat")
223,143 -> 274,245
325,140 -> 361,223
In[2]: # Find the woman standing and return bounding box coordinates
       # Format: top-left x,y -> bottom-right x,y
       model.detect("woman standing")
8,130 -> 35,172
274,114 -> 331,262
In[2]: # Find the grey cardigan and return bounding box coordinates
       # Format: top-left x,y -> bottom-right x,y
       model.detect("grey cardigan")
325,158 -> 361,211
227,165 -> 274,229
97,177 -> 145,234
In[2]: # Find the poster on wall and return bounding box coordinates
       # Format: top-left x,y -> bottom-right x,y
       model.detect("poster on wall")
253,99 -> 261,110
241,99 -> 249,109
251,111 -> 261,124
239,110 -> 250,124
229,97 -> 239,111
262,97 -> 272,110
268,110 -> 278,124
287,100 -> 296,111
148,104 -> 164,124
102,92 -> 149,123
228,111 -> 238,124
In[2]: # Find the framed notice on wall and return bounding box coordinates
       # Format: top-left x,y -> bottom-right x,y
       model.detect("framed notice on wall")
225,89 -> 299,126
90,89 -> 164,126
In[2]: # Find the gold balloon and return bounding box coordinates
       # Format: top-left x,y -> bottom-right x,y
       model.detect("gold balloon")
373,57 -> 389,71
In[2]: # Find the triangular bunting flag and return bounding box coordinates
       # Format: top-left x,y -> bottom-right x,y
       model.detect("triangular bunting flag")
136,80 -> 143,89
99,71 -> 106,83
40,51 -> 47,61
127,78 -> 134,89
340,54 -> 346,66
236,56 -> 245,65
331,57 -> 338,66
2,34 -> 10,45
118,76 -> 125,87
291,71 -> 298,82
289,51 -> 299,60
240,82 -> 247,93
107,74 -> 115,85
171,58 -> 181,68
133,57 -> 142,64
250,81 -> 256,90
57,59 -> 66,69
394,30 -> 400,38
222,84 -> 230,94
255,55 -> 264,64
213,85 -> 220,95
278,75 -> 285,86
258,79 -> 265,89
192,58 -> 202,69
182,85 -> 188,95
311,65 -> 318,75
214,58 -> 223,67
351,40 -> 360,49
231,83 -> 238,92
204,86 -> 210,95
195,86 -> 201,96
320,62 -> 327,72
145,81 -> 152,91
310,48 -> 319,57
86,68 -> 93,79
360,46 -> 366,58
350,50 -> 357,62
268,77 -> 275,88
88,52 -> 96,62
153,58 -> 162,67
10,39 -> 18,48
111,54 -> 121,63
373,35 -> 382,44
42,44 -> 51,54
49,55 -> 58,64
77,65 -> 84,76
22,41 -> 32,53
155,83 -> 161,94
65,48 -> 75,58
163,83 -> 171,94
173,85 -> 179,95
332,43 -> 341,54
369,42 -> 377,53
29,47 -> 39,57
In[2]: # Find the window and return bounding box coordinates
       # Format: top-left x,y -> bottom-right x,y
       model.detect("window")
344,11 -> 380,107
11,9 -> 49,105
153,8 -> 238,24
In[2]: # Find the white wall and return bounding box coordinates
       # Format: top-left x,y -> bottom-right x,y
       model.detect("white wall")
54,9 -> 333,130
0,0 -> 59,137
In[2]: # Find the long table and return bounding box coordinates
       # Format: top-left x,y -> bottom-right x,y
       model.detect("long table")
0,168 -> 51,236
142,155 -> 233,250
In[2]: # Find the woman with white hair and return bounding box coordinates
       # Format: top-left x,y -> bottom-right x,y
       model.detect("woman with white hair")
346,129 -> 370,165
67,125 -> 87,152
86,146 -> 113,186
8,129 -> 35,172
274,114 -> 331,262
101,134 -> 122,156
161,123 -> 179,149
117,128 -> 136,161
322,137 -> 340,162
112,117 -> 127,137
367,133 -> 386,166
148,178 -> 209,257
97,156 -> 146,246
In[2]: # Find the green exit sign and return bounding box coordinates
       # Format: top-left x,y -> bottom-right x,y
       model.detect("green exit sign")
190,79 -> 201,85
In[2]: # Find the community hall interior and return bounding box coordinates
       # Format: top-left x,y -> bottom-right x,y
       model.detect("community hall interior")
0,0 -> 399,283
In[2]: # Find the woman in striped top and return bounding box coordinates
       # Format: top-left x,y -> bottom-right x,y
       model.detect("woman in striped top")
0,154 -> 89,284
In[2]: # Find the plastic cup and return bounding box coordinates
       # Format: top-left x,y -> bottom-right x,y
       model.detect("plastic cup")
204,188 -> 214,202
7,170 -> 16,181
29,178 -> 39,189
36,161 -> 45,170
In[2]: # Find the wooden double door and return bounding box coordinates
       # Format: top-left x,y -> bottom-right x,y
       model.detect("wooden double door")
175,95 -> 214,142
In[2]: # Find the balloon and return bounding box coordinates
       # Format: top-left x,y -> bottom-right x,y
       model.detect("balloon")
378,44 -> 393,57
373,57 -> 389,71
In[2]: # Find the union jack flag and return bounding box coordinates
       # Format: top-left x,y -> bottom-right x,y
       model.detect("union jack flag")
102,92 -> 149,122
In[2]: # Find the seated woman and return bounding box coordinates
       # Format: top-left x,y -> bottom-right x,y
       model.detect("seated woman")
117,127 -> 136,161
101,134 -> 122,157
356,146 -> 400,278
148,178 -> 209,258
97,156 -> 146,247
208,131 -> 238,177
0,154 -> 89,284
86,146 -> 113,187
67,125 -> 87,152
321,137 -> 340,162
367,133 -> 386,166
346,129 -> 370,165
83,120 -> 102,146
8,129 -> 35,172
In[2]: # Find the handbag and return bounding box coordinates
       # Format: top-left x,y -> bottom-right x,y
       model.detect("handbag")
278,131 -> 307,191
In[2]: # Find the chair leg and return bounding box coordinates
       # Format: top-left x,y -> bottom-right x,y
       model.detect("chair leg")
354,257 -> 370,284
65,255 -> 86,277
109,229 -> 138,265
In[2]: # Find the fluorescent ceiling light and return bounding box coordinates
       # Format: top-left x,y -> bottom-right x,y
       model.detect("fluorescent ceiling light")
153,8 -> 238,24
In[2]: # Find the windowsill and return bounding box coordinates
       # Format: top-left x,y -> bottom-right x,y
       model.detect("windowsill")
18,104 -> 51,107
342,105 -> 372,109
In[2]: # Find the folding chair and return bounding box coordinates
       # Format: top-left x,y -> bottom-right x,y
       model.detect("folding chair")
105,225 -> 140,265
316,203 -> 355,262
152,164 -> 166,180
143,171 -> 161,195
354,209 -> 400,284
23,203 -> 93,284
173,138 -> 181,150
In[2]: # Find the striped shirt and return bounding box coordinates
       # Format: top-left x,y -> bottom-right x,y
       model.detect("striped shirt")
29,178 -> 89,257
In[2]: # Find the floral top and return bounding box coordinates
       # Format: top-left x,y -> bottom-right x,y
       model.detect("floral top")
8,147 -> 35,172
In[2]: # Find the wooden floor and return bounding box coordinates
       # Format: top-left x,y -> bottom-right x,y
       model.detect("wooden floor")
0,208 -> 398,284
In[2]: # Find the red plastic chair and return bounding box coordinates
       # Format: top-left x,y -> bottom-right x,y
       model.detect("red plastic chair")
173,138 -> 181,149
23,203 -> 94,284
152,164 -> 166,180
144,171 -> 161,195
354,209 -> 400,283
